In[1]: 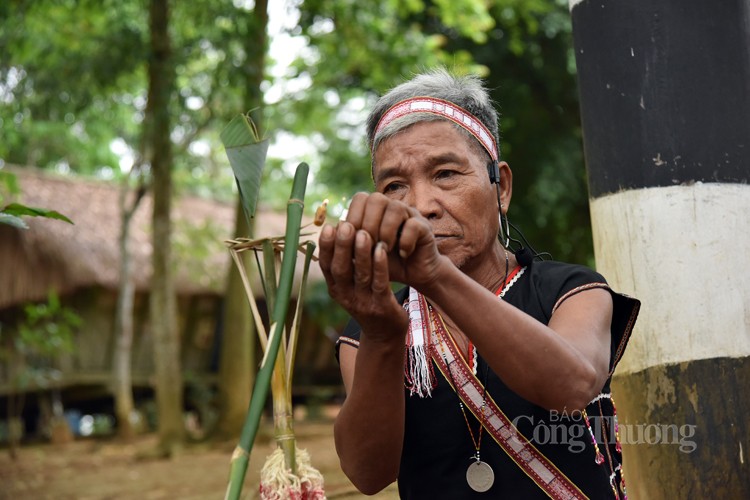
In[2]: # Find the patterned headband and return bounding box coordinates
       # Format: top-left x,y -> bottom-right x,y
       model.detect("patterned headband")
372,96 -> 498,161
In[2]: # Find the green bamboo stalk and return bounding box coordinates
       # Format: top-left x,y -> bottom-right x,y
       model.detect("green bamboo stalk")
270,241 -> 316,475
264,239 -> 295,476
225,162 -> 309,500
267,241 -> 317,478
270,343 -> 296,475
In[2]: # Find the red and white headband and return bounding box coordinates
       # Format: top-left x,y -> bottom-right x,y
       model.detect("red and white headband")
372,96 -> 498,161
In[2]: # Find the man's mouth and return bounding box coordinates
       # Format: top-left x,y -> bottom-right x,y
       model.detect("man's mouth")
434,234 -> 459,241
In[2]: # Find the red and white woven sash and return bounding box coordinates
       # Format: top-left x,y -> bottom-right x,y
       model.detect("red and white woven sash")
428,302 -> 588,499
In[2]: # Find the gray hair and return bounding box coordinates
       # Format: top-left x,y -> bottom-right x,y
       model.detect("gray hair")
366,68 -> 500,165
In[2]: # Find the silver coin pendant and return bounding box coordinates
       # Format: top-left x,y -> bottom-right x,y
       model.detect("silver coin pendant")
466,460 -> 494,492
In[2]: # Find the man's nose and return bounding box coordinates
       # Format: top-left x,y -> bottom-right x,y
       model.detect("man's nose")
407,184 -> 442,219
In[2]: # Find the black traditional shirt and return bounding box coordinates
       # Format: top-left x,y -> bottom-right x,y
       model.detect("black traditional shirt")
336,261 -> 640,499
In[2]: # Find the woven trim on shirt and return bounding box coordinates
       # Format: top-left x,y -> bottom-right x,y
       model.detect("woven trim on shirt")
336,336 -> 360,350
551,282 -> 610,314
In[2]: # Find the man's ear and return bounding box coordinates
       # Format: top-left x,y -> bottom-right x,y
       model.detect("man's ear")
498,161 -> 513,214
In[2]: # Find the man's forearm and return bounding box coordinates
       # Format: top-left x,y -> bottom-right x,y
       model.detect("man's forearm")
422,262 -> 611,411
334,336 -> 406,494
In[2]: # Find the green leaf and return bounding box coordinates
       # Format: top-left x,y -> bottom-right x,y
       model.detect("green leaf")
2,203 -> 74,224
219,113 -> 262,147
220,114 -> 269,223
0,213 -> 29,229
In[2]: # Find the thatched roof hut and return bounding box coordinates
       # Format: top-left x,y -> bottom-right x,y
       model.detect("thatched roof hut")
0,166 -> 336,428
0,165 -> 322,310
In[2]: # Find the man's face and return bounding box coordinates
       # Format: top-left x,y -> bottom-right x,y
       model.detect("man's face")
372,120 -> 500,270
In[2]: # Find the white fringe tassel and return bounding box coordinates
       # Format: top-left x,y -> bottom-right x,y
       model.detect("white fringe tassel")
259,446 -> 326,500
407,344 -> 433,397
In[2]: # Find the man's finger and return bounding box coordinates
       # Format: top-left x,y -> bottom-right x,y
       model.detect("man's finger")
359,194 -> 389,244
353,230 -> 374,289
395,217 -> 429,259
318,224 -> 336,275
343,192 -> 369,229
329,221 -> 355,284
372,241 -> 391,294
379,203 -> 411,252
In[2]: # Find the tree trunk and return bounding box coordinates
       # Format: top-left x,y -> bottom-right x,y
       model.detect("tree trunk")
215,208 -> 255,439
214,0 -> 268,440
147,0 -> 183,456
112,180 -> 145,441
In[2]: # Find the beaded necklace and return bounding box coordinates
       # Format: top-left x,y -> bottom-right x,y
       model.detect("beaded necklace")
434,313 -> 494,492
429,250 -> 512,493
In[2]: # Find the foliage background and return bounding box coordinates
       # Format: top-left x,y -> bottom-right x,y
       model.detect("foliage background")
0,0 -> 592,265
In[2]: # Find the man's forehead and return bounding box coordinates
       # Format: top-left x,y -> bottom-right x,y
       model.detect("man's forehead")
371,120 -> 481,181
376,120 -> 466,152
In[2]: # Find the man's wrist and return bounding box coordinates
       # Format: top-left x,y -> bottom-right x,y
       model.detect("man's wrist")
416,254 -> 459,299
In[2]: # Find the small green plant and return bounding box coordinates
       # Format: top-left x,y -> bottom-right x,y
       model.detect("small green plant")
16,291 -> 80,361
2,291 -> 81,457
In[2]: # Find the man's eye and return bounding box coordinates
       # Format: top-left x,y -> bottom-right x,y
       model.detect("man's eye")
436,170 -> 457,179
383,183 -> 404,193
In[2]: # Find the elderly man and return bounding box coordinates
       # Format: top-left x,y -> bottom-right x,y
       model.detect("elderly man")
319,68 -> 639,499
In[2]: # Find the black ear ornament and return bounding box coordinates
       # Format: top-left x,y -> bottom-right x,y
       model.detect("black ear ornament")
487,160 -> 501,184
491,162 -> 552,266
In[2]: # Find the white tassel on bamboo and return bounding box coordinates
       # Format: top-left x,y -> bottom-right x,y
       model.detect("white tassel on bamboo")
259,446 -> 326,500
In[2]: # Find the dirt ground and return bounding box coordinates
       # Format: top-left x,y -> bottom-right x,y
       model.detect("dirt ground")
0,408 -> 399,500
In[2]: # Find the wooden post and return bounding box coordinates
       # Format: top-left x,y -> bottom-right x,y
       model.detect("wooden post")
569,0 -> 750,497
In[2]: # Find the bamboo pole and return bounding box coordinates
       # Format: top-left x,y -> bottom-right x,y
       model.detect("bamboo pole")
224,162 -> 309,500
271,346 -> 296,475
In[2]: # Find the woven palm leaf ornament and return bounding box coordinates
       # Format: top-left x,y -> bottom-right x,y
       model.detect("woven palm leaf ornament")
221,114 -> 326,500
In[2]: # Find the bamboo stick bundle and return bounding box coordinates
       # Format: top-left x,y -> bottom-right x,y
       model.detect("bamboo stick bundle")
220,115 -> 326,500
